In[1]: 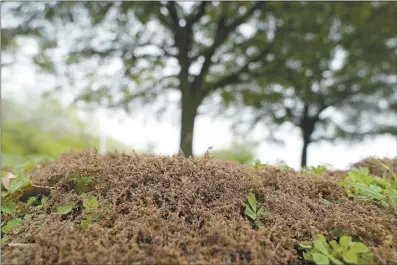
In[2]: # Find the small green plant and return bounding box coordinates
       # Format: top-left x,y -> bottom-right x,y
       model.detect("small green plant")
253,160 -> 265,169
1,218 -> 22,233
7,174 -> 32,194
243,192 -> 267,222
338,167 -> 397,207
80,218 -> 92,231
26,196 -> 37,207
301,165 -> 329,176
1,236 -> 9,245
36,196 -> 49,210
74,175 -> 94,194
83,196 -> 98,209
1,201 -> 16,214
299,234 -> 374,265
56,203 -> 75,214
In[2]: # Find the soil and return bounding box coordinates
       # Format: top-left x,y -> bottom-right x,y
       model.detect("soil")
1,150 -> 397,264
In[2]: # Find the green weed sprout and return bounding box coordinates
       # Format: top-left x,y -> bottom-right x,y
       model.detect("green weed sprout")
338,167 -> 397,207
253,160 -> 265,169
1,201 -> 16,214
7,174 -> 32,194
1,218 -> 22,234
56,203 -> 75,214
301,165 -> 329,176
243,192 -> 267,222
74,175 -> 94,194
300,234 -> 374,265
83,196 -> 98,209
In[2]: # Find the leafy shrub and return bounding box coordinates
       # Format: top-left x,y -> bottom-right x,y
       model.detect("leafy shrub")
299,234 -> 374,265
338,167 -> 397,207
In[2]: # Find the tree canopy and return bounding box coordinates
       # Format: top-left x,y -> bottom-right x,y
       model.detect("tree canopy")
2,1 -> 396,166
217,2 -> 397,167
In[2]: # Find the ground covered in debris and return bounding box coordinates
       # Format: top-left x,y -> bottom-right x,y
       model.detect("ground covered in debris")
1,151 -> 397,264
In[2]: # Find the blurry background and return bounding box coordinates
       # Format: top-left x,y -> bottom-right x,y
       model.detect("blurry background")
1,1 -> 396,169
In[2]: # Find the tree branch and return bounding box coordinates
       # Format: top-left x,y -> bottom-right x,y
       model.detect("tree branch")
192,1 -> 263,91
186,1 -> 208,27
165,1 -> 180,30
202,45 -> 279,96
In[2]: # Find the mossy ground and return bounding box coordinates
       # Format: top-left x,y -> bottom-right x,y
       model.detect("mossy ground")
1,151 -> 397,264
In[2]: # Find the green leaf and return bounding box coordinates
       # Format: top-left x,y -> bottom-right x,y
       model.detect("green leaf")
56,203 -> 75,214
329,240 -> 342,252
349,242 -> 369,254
313,235 -> 330,255
1,201 -> 16,213
323,199 -> 333,205
329,255 -> 344,265
41,197 -> 49,205
26,196 -> 37,206
299,243 -> 313,249
8,175 -> 32,194
83,196 -> 98,209
246,192 -> 257,212
80,219 -> 91,231
339,235 -> 352,249
256,207 -> 267,217
342,249 -> 359,264
244,206 -> 256,220
1,218 -> 22,233
312,253 -> 330,265
1,236 -> 9,245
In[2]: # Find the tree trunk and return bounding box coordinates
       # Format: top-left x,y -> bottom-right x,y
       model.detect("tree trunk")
300,135 -> 310,168
179,92 -> 199,157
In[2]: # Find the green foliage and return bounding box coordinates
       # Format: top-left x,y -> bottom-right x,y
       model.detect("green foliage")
253,160 -> 266,169
338,167 -> 397,207
7,174 -> 32,194
74,175 -> 94,194
1,218 -> 22,233
26,197 -> 37,207
1,201 -> 16,214
83,196 -> 98,209
301,165 -> 329,176
243,192 -> 267,222
56,203 -> 75,214
1,236 -> 9,245
300,234 -> 374,265
80,218 -> 92,232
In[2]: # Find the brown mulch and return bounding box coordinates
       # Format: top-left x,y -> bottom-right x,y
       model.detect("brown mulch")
2,151 -> 397,264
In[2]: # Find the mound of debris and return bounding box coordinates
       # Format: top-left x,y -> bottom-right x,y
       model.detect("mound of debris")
2,151 -> 397,264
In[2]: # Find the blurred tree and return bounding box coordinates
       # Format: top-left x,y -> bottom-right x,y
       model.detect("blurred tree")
219,2 -> 397,167
2,1 -> 288,157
